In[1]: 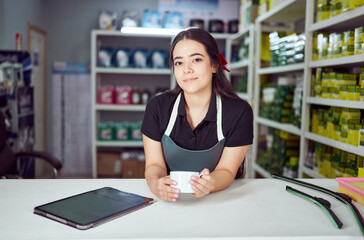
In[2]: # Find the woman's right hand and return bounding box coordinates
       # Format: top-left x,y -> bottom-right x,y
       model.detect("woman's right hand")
154,176 -> 180,202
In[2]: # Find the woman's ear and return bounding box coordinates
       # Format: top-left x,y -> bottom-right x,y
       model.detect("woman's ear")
212,63 -> 217,74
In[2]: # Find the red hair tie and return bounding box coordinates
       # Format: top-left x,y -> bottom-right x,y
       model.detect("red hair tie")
219,53 -> 230,72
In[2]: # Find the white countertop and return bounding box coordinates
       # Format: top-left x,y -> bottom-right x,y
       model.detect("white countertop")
0,178 -> 363,239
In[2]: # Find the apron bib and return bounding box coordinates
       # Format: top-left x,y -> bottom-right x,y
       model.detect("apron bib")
161,93 -> 226,173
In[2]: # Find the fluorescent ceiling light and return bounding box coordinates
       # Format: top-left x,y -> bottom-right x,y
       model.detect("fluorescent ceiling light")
120,27 -> 184,36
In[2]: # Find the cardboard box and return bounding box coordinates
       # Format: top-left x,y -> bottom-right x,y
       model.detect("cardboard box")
97,152 -> 122,178
239,0 -> 258,31
122,159 -> 145,178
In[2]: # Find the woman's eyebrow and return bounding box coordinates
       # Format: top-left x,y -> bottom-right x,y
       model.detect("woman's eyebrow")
173,53 -> 204,61
190,53 -> 204,57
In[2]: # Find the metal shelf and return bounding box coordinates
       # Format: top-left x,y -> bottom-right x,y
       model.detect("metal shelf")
254,164 -> 272,178
93,29 -> 179,38
95,104 -> 146,111
309,54 -> 364,68
257,63 -> 305,74
230,59 -> 250,70
230,27 -> 250,43
256,117 -> 302,136
256,0 -> 306,23
96,141 -> 143,147
237,92 -> 249,101
95,67 -> 170,75
309,5 -> 364,32
304,132 -> 364,157
302,167 -> 326,179
306,97 -> 364,109
93,28 -> 233,39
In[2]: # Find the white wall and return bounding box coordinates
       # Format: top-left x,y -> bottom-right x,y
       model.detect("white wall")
0,0 -> 47,50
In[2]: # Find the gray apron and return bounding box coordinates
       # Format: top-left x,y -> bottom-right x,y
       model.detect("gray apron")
161,93 -> 226,173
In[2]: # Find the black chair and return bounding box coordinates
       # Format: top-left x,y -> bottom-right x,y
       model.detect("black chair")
0,113 -> 62,178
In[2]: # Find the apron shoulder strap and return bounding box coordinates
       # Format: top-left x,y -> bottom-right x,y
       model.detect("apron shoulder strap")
165,93 -> 181,136
216,95 -> 224,141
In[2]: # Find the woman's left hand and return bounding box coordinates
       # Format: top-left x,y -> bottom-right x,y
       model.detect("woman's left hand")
190,168 -> 215,198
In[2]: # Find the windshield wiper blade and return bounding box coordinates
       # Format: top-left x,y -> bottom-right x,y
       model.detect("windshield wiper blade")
286,185 -> 343,229
272,174 -> 364,237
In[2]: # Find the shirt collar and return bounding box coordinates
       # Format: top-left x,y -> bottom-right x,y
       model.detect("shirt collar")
178,91 -> 217,122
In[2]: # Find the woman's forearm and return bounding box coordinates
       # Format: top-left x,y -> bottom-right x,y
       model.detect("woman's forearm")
210,168 -> 236,193
209,145 -> 250,193
145,164 -> 167,195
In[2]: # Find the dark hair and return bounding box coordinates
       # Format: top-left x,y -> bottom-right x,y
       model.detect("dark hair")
169,28 -> 240,100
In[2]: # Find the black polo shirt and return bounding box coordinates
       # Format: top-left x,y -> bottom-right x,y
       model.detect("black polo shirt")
141,91 -> 253,150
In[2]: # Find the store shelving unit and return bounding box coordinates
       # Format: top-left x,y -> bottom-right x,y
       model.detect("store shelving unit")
90,29 -> 254,178
95,104 -> 146,111
256,117 -> 301,136
95,67 -> 171,75
306,97 -> 364,109
252,0 -> 364,179
252,0 -> 307,178
229,24 -> 255,177
90,30 -> 177,178
300,2 -> 364,178
256,63 -> 305,74
254,163 -> 272,178
229,24 -> 255,103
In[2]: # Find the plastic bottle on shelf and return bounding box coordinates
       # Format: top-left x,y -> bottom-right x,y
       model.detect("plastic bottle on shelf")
131,87 -> 141,104
115,86 -> 132,104
98,85 -> 114,104
141,89 -> 151,104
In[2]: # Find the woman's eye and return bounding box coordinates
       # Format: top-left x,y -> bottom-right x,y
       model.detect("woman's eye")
193,58 -> 202,63
174,61 -> 182,66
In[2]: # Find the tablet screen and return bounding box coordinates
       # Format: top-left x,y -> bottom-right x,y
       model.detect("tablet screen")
34,187 -> 153,229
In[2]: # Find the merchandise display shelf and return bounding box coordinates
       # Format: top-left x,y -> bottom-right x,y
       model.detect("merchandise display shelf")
253,0 -> 306,178
237,92 -> 249,101
305,132 -> 364,157
110,27 -> 232,40
96,104 -> 146,112
96,141 -> 143,147
300,1 -> 364,179
254,163 -> 272,178
256,63 -> 305,75
211,33 -> 235,40
228,24 -> 255,177
256,117 -> 302,136
306,97 -> 364,109
91,30 -> 176,177
309,54 -> 364,68
94,29 -> 179,38
95,67 -> 170,75
256,0 -> 306,23
302,166 -> 326,179
230,59 -> 250,70
230,26 -> 250,42
309,5 -> 364,32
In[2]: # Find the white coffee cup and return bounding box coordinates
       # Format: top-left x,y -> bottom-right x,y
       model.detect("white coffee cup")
170,171 -> 201,193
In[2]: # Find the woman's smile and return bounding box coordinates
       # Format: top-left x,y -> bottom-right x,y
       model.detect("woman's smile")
183,77 -> 198,83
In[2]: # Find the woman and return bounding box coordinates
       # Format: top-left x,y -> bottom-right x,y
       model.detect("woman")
141,28 -> 253,202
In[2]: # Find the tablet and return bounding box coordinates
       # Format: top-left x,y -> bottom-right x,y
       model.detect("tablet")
34,187 -> 154,230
